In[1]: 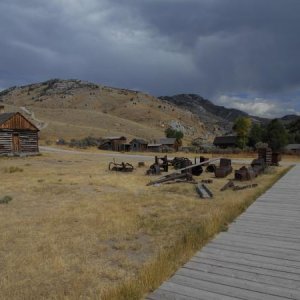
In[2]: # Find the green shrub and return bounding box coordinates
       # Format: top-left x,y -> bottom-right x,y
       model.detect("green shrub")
0,196 -> 12,204
4,166 -> 23,173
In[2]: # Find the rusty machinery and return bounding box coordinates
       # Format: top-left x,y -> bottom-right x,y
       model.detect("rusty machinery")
215,158 -> 233,178
109,161 -> 134,172
146,155 -> 169,175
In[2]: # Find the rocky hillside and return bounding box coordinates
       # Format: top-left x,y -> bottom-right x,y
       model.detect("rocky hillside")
0,79 -> 207,143
159,94 -> 270,134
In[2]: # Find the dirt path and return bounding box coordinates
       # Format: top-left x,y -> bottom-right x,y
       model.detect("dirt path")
40,146 -> 155,161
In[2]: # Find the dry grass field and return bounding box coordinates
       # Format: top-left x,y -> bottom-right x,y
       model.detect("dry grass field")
0,152 -> 290,299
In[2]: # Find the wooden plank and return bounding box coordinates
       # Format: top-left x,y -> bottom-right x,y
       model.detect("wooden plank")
176,268 -> 300,299
146,165 -> 300,299
199,246 -> 300,269
170,275 -> 287,300
157,282 -> 241,300
183,261 -> 300,290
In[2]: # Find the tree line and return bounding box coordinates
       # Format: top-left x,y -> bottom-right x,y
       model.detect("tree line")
233,116 -> 300,151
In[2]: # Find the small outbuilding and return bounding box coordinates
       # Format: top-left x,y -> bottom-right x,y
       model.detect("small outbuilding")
98,136 -> 128,151
213,136 -> 238,148
130,139 -> 148,152
158,138 -> 180,151
0,111 -> 39,155
285,144 -> 300,154
147,143 -> 163,152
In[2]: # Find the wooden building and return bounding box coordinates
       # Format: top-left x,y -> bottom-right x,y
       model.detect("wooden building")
98,136 -> 128,151
147,143 -> 163,152
158,138 -> 180,151
130,139 -> 148,152
285,144 -> 300,154
213,135 -> 238,148
0,112 -> 39,155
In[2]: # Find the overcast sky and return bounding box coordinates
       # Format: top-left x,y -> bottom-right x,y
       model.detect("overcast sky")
0,0 -> 299,117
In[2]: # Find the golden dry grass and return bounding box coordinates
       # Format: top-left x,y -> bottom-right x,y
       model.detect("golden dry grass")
0,152 -> 290,299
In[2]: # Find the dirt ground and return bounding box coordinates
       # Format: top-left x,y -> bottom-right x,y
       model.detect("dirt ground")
0,152 -> 289,299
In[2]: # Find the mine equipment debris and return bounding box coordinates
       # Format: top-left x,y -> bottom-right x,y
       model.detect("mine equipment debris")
215,158 -> 233,178
199,156 -> 210,166
201,179 -> 213,184
109,161 -> 134,172
251,158 -> 266,175
221,180 -> 258,192
147,158 -> 221,186
196,183 -> 213,199
258,147 -> 272,165
147,172 -> 195,186
172,157 -> 193,169
272,152 -> 281,166
233,183 -> 258,191
206,164 -> 217,173
235,166 -> 256,181
220,180 -> 234,191
146,155 -> 169,175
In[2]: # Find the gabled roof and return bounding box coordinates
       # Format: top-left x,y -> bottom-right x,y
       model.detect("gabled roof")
0,112 -> 39,131
130,138 -> 148,144
213,135 -> 238,145
159,138 -> 177,145
0,113 -> 15,125
103,136 -> 126,140
285,144 -> 300,150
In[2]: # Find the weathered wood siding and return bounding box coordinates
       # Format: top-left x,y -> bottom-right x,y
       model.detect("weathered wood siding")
0,131 -> 39,154
0,113 -> 36,131
0,131 -> 12,154
19,131 -> 39,153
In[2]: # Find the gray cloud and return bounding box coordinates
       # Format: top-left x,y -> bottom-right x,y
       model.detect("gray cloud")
0,0 -> 300,116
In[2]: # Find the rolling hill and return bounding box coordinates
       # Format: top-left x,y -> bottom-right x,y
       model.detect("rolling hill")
0,79 -> 208,144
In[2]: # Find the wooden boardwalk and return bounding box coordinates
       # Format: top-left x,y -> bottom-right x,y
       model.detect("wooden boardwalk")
147,165 -> 300,300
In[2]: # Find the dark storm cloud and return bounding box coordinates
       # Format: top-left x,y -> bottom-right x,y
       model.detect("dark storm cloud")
0,0 -> 300,116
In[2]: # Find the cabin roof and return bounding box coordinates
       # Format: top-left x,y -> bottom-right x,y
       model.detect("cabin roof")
130,138 -> 148,144
148,143 -> 162,147
103,136 -> 126,140
0,112 -> 39,131
0,113 -> 15,125
285,144 -> 300,150
213,135 -> 238,145
159,138 -> 177,145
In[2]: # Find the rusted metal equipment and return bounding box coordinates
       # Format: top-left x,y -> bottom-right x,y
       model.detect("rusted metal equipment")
172,157 -> 193,169
251,158 -> 266,175
233,183 -> 258,191
146,155 -> 169,175
220,180 -> 234,191
199,156 -> 210,166
147,157 -> 221,186
221,180 -> 258,192
235,166 -> 256,181
147,172 -> 195,186
109,161 -> 134,172
171,157 -> 203,176
196,183 -> 213,199
206,164 -> 216,173
258,147 -> 272,165
272,152 -> 281,166
215,158 -> 233,178
201,179 -> 213,184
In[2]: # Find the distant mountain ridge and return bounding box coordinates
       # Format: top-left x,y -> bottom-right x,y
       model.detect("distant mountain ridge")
159,94 -> 298,133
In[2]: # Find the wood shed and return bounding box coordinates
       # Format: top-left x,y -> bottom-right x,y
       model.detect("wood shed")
0,112 -> 39,155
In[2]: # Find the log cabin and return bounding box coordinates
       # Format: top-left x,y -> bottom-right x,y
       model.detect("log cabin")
0,111 -> 39,155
